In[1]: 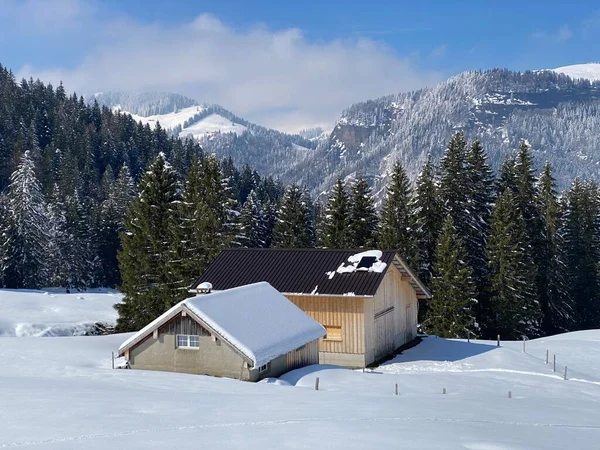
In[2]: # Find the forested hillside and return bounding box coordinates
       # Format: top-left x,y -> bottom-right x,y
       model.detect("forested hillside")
285,69 -> 600,196
91,91 -> 317,177
0,65 -> 283,290
3,63 -> 600,339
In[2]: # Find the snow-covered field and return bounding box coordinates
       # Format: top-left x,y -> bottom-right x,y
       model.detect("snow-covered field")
0,290 -> 599,448
552,63 -> 600,82
0,288 -> 120,337
117,105 -> 248,139
178,113 -> 247,139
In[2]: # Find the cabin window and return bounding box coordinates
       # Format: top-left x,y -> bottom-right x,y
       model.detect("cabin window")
176,334 -> 200,349
258,362 -> 270,373
324,325 -> 342,341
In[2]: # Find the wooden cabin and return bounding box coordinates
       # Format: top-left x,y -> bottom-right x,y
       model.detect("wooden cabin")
193,249 -> 431,368
118,282 -> 325,381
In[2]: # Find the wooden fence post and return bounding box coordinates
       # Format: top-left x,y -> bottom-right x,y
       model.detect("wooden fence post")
522,340 -> 526,353
111,351 -> 114,369
442,387 -> 447,395
546,350 -> 549,364
497,335 -> 500,347
508,391 -> 512,398
564,366 -> 568,380
553,354 -> 556,372
314,377 -> 319,391
395,383 -> 398,395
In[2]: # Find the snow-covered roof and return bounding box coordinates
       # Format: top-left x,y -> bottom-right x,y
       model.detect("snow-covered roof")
119,282 -> 325,368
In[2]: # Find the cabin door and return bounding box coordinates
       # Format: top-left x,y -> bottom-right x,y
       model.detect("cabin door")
375,313 -> 395,360
405,304 -> 413,343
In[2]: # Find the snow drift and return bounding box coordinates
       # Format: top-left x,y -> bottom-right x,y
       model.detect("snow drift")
0,289 -> 121,337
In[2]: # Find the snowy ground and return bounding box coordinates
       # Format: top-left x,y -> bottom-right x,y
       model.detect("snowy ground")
0,288 -> 120,336
0,292 -> 599,448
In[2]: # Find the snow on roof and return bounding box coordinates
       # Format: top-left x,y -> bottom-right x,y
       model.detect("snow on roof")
119,282 -> 325,368
328,250 -> 388,279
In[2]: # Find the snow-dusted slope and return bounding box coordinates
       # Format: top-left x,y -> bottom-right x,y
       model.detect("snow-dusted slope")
552,63 -> 600,82
1,328 -> 599,448
124,105 -> 206,131
178,113 -> 247,139
0,288 -> 120,336
121,106 -> 248,138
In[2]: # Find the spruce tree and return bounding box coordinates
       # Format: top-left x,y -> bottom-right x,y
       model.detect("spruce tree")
439,133 -> 469,233
513,141 -> 546,331
558,179 -> 600,330
486,190 -> 541,339
464,140 -> 495,288
239,189 -> 269,248
537,162 -> 567,333
427,215 -> 478,338
172,155 -> 237,288
116,153 -> 182,332
379,162 -> 414,259
1,151 -> 50,288
349,175 -> 378,248
273,184 -> 314,248
411,154 -> 442,286
320,177 -> 351,248
97,165 -> 136,287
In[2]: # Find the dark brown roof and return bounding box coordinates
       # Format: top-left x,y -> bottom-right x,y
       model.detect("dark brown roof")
193,248 -> 430,298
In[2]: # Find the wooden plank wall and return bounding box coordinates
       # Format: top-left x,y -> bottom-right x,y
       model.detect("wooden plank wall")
158,313 -> 211,337
285,295 -> 365,354
286,340 -> 319,371
364,264 -> 419,360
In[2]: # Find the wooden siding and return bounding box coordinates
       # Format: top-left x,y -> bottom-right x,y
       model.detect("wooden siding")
286,340 -> 319,371
158,313 -> 211,337
285,295 -> 365,355
364,263 -> 419,364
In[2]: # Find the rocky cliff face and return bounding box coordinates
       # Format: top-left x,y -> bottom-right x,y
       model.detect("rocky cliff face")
283,68 -> 600,197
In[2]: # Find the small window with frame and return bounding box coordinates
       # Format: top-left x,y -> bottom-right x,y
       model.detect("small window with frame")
324,325 -> 342,341
177,334 -> 200,349
258,362 -> 270,373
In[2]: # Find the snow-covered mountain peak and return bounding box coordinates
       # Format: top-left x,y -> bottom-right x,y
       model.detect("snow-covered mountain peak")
552,63 -> 600,81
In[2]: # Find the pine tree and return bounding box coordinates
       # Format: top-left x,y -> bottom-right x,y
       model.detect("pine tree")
1,151 -> 50,288
273,184 -> 314,248
172,155 -> 237,289
116,153 -> 182,332
537,162 -> 568,333
496,156 -> 518,195
320,177 -> 351,248
486,190 -> 541,339
379,162 -> 414,259
411,155 -> 443,286
349,175 -> 378,248
464,140 -> 495,285
439,133 -> 469,232
97,165 -> 136,287
239,189 -> 269,248
513,141 -> 546,330
557,179 -> 600,330
427,215 -> 478,338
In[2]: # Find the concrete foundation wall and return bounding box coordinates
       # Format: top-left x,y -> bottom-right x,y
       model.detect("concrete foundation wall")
319,351 -> 365,368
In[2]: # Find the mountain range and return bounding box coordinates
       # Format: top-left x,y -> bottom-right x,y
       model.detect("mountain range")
90,63 -> 600,195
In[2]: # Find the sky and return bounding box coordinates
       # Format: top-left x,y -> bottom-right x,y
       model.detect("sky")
1,0 -> 599,132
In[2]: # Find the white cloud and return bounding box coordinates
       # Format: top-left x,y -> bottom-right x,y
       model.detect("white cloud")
532,24 -> 572,42
0,0 -> 93,34
17,12 -> 441,132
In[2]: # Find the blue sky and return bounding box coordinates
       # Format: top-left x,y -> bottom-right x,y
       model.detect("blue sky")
1,0 -> 599,131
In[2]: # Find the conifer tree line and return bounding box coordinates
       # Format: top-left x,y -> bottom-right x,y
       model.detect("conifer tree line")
0,66 -> 282,292
1,66 -> 598,337
318,133 -> 600,339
